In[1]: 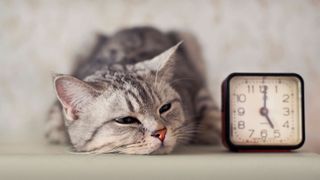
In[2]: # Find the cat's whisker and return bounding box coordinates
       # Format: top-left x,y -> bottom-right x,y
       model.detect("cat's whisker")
86,142 -> 138,154
169,77 -> 197,86
125,143 -> 148,148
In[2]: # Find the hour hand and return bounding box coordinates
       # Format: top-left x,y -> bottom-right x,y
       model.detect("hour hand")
260,107 -> 274,129
265,113 -> 274,129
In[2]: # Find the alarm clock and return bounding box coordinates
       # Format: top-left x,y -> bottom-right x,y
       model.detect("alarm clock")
221,73 -> 305,151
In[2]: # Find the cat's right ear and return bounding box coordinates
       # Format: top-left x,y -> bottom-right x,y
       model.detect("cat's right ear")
53,74 -> 101,121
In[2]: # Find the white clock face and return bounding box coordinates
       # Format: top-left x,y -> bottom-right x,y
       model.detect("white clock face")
229,76 -> 303,146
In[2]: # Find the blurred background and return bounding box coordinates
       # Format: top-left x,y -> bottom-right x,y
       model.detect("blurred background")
0,0 -> 319,152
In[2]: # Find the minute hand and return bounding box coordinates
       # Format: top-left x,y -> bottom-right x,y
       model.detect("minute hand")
260,86 -> 274,129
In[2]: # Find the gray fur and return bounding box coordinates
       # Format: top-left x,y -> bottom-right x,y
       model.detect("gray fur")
46,27 -> 220,154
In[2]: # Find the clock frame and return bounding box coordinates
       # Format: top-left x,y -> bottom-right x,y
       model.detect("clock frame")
221,73 -> 305,152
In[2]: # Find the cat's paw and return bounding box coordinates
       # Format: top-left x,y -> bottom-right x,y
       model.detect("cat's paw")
195,109 -> 221,145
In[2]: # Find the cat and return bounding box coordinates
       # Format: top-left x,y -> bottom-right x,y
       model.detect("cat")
45,27 -> 221,154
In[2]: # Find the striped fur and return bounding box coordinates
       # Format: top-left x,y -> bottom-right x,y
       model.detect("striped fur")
45,27 -> 220,154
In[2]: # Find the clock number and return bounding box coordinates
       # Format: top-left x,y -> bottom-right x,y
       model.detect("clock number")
282,121 -> 289,128
237,94 -> 246,103
247,85 -> 254,93
238,107 -> 245,116
260,129 -> 268,141
249,129 -> 254,137
238,121 -> 245,129
274,130 -> 281,138
283,94 -> 289,103
283,107 -> 290,116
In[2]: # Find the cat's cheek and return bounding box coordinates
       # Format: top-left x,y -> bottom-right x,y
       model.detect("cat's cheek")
164,133 -> 177,152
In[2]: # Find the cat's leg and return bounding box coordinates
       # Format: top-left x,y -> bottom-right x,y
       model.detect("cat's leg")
44,101 -> 69,144
194,88 -> 221,145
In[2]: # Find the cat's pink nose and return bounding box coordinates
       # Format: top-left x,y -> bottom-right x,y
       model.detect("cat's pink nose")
151,128 -> 167,142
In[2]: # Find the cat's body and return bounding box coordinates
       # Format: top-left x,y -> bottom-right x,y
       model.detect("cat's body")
46,27 -> 220,154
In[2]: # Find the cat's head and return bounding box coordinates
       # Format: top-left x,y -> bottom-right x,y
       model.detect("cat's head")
54,43 -> 192,154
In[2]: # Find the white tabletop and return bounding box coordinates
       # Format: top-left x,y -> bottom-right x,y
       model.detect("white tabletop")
0,143 -> 319,180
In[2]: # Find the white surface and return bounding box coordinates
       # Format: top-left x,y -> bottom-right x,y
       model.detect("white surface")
0,145 -> 319,180
0,0 -> 319,152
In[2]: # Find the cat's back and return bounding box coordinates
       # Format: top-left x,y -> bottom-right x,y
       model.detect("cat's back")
73,27 -> 174,79
72,27 -> 205,82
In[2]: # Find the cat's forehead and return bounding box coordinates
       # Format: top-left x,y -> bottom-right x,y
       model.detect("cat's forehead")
86,69 -> 178,111
91,75 -> 174,113
109,74 -> 170,103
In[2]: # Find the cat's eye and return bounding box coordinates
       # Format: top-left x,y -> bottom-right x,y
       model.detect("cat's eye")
159,103 -> 172,114
114,116 -> 141,124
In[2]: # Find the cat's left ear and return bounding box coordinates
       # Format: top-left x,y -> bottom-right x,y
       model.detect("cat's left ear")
135,42 -> 182,79
53,74 -> 102,121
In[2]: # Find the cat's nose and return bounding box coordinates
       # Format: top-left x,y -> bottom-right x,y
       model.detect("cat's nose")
151,128 -> 167,142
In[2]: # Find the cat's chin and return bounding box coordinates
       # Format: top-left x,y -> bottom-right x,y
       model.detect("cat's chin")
150,147 -> 173,155
149,143 -> 175,155
116,142 -> 175,155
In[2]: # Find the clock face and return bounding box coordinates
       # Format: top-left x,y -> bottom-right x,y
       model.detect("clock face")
228,75 -> 303,146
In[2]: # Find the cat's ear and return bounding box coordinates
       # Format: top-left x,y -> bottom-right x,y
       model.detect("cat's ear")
135,42 -> 182,79
53,74 -> 101,121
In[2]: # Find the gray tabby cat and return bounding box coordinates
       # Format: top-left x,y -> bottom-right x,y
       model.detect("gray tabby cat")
45,27 -> 220,154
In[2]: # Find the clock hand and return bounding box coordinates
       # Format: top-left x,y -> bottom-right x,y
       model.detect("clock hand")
260,85 -> 274,129
263,86 -> 267,108
260,107 -> 274,129
265,113 -> 275,129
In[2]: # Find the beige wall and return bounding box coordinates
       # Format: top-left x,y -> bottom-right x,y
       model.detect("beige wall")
0,0 -> 319,151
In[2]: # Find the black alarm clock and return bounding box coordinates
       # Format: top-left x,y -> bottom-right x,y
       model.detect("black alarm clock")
221,73 -> 305,152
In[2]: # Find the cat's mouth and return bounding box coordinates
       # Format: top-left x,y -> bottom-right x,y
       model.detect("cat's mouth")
150,141 -> 174,155
150,132 -> 177,154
